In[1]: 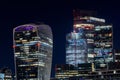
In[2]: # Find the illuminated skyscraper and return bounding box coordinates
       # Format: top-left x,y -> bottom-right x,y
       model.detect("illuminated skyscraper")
66,10 -> 113,67
13,24 -> 53,80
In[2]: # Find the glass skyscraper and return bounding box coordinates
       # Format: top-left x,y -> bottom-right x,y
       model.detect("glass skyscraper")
66,11 -> 113,67
55,10 -> 114,80
13,24 -> 53,80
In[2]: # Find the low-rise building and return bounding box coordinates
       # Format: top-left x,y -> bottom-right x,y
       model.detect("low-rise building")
0,67 -> 13,80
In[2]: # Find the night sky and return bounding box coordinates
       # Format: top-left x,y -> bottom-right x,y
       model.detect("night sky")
0,0 -> 120,77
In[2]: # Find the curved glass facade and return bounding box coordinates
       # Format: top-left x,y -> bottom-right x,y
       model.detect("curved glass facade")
13,24 -> 53,80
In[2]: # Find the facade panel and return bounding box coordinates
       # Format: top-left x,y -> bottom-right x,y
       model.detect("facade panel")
66,32 -> 87,65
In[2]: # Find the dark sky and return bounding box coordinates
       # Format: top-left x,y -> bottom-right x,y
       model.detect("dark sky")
0,0 -> 120,77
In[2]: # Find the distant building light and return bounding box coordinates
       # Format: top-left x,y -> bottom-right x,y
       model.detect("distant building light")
95,28 -> 101,31
13,45 -> 16,48
15,52 -> 20,54
100,64 -> 106,67
36,42 -> 41,47
74,24 -> 94,28
96,25 -> 112,29
88,54 -> 94,57
113,70 -> 116,74
89,17 -> 105,23
98,72 -> 102,75
80,17 -> 89,20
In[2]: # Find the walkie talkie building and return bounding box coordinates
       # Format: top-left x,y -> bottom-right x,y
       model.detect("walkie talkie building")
13,24 -> 53,80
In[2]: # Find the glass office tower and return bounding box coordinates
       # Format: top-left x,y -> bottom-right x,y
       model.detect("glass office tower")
13,24 -> 53,80
66,12 -> 113,66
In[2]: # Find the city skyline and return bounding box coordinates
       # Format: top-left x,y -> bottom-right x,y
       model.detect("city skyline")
0,0 -> 120,78
55,10 -> 113,79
